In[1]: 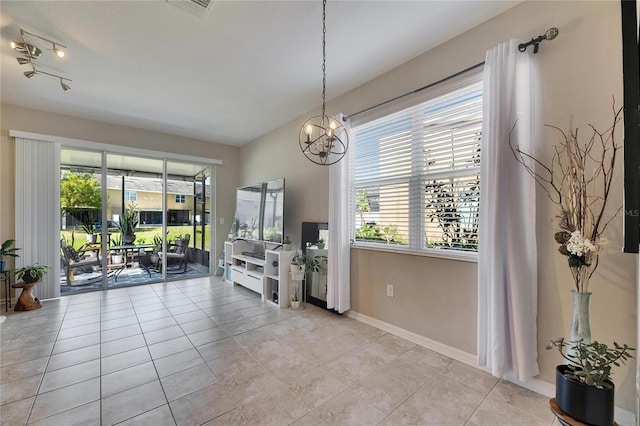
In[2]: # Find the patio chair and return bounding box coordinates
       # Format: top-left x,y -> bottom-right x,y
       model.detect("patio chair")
61,243 -> 102,285
159,234 -> 190,273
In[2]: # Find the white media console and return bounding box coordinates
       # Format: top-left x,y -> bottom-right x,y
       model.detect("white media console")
224,240 -> 294,309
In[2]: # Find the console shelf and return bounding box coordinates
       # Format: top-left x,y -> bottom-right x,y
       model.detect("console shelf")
224,240 -> 293,308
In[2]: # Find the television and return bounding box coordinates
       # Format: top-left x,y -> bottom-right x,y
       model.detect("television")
233,178 -> 284,243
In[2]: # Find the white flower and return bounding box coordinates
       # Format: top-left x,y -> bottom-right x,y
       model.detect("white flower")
566,231 -> 597,257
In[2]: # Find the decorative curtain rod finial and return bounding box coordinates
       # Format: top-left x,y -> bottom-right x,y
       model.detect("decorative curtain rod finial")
518,27 -> 559,54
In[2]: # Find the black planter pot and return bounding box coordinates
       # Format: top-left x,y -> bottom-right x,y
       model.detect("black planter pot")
556,365 -> 615,426
21,270 -> 40,283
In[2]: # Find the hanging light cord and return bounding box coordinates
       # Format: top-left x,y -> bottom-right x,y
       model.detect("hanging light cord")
321,0 -> 326,120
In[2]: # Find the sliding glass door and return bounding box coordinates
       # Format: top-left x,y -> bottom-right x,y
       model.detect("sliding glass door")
59,148 -> 214,295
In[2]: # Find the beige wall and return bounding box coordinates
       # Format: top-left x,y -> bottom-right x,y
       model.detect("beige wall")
0,103 -> 241,277
240,0 -> 637,413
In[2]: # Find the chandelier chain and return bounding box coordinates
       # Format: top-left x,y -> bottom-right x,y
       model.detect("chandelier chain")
321,0 -> 326,119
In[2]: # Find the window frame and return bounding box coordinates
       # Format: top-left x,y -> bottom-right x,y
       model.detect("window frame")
348,69 -> 482,262
175,194 -> 186,204
124,190 -> 137,202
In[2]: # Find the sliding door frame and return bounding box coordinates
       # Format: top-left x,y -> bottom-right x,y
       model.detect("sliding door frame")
11,129 -> 221,296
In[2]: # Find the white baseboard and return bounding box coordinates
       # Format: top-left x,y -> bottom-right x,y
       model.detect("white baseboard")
345,309 -> 637,426
345,310 -> 477,367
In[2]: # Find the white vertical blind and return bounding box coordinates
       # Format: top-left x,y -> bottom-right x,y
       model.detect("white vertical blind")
15,138 -> 61,300
350,72 -> 482,254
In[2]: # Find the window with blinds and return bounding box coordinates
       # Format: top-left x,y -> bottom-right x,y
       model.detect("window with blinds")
350,72 -> 482,256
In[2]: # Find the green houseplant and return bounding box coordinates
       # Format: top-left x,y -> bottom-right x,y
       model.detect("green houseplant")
0,239 -> 20,272
546,337 -> 634,425
14,264 -> 51,283
81,218 -> 98,244
119,203 -> 139,244
283,236 -> 292,251
291,251 -> 320,274
110,236 -> 125,264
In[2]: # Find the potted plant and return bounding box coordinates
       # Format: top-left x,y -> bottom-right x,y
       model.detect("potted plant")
316,238 -> 325,249
0,239 -> 20,272
546,337 -> 634,426
110,236 -> 125,264
14,264 -> 51,283
283,236 -> 292,251
118,203 -> 139,244
290,285 -> 301,309
81,220 -> 97,244
150,234 -> 163,265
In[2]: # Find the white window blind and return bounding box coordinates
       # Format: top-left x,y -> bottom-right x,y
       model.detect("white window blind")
350,71 -> 482,256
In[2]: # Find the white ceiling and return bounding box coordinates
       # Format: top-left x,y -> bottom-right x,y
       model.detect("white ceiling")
1,1 -> 519,146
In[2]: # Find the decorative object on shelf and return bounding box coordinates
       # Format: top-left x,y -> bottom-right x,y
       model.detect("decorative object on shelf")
298,0 -> 348,166
119,203 -> 139,244
14,263 -> 51,284
10,28 -> 71,91
546,337 -> 634,426
283,236 -> 292,251
316,238 -> 325,249
511,103 -> 622,345
0,239 -> 20,272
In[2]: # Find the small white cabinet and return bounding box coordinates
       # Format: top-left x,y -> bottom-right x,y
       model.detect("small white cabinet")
224,240 -> 293,308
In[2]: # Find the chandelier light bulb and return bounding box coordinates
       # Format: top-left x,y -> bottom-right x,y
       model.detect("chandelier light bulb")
10,41 -> 17,49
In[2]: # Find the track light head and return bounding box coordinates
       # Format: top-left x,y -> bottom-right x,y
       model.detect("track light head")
11,41 -> 42,58
24,69 -> 36,79
53,43 -> 65,58
60,79 -> 71,91
16,57 -> 30,65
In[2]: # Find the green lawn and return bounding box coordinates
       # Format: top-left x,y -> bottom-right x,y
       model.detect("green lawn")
61,225 -> 211,251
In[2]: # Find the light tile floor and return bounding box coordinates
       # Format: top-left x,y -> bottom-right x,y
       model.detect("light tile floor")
1,276 -> 558,425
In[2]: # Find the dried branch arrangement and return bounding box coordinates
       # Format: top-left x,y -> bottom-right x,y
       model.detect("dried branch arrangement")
511,101 -> 622,293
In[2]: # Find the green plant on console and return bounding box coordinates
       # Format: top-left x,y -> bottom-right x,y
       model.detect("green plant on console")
546,338 -> 634,388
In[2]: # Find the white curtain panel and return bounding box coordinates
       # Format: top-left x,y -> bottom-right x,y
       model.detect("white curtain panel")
327,113 -> 351,313
477,40 -> 539,381
15,137 -> 61,300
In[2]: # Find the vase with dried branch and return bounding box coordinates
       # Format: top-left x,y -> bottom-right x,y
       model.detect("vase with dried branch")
511,101 -> 622,344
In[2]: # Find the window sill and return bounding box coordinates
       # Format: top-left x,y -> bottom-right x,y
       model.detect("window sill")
350,242 -> 478,263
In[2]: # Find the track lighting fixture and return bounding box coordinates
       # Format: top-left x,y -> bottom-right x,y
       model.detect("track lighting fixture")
10,28 -> 71,91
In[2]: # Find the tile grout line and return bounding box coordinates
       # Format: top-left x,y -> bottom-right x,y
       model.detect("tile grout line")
24,298 -> 72,425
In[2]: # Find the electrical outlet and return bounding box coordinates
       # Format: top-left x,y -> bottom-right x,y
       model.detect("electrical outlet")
386,284 -> 394,298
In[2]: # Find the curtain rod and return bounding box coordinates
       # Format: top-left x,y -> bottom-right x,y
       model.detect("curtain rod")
343,27 -> 559,122
343,61 -> 484,122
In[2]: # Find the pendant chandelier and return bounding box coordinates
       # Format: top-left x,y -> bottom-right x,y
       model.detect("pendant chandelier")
299,0 -> 348,166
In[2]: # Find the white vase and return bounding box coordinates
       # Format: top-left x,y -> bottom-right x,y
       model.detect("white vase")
569,290 -> 592,345
291,300 -> 300,309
